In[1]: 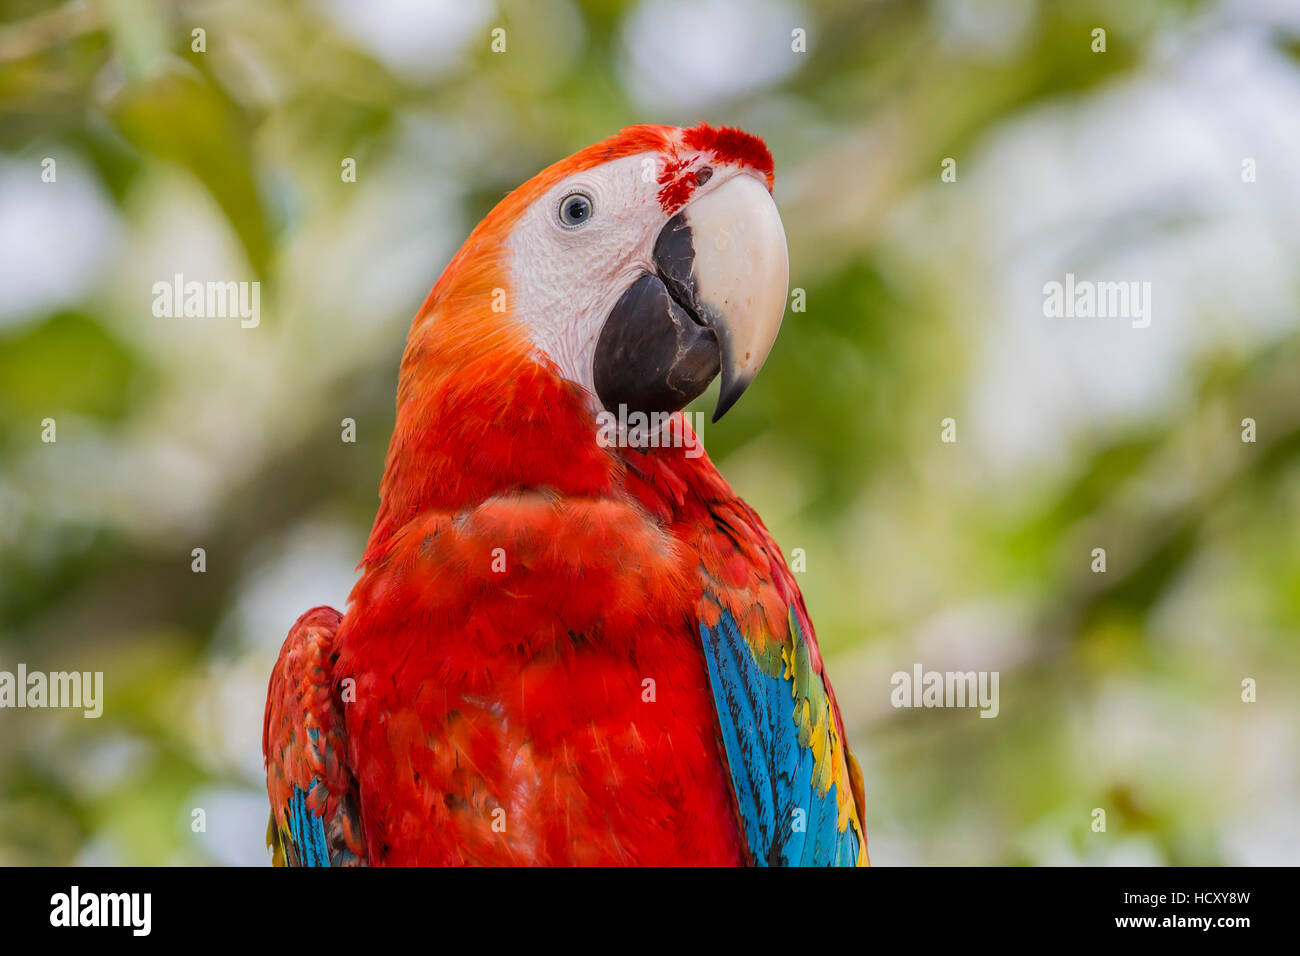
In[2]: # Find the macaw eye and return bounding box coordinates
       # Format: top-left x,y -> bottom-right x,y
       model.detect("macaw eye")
558,192 -> 593,228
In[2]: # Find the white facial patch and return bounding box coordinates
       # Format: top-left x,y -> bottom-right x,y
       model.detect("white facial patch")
503,152 -> 669,398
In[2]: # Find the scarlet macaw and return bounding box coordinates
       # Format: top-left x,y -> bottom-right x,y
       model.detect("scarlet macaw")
263,124 -> 868,866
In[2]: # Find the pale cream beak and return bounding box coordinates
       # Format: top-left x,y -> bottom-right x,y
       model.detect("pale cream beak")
681,174 -> 790,421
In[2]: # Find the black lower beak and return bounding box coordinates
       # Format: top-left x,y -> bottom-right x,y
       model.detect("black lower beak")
592,173 -> 788,423
592,213 -> 720,417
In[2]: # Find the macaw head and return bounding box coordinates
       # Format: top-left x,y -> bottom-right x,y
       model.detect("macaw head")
368,125 -> 788,552
417,124 -> 789,424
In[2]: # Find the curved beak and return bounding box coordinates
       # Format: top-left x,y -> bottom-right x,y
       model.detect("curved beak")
593,174 -> 789,422
671,174 -> 789,422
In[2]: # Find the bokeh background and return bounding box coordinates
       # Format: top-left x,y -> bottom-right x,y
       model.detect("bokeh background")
2,0 -> 1298,866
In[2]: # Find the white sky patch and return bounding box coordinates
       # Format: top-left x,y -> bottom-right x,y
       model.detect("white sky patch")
73,836 -> 128,867
322,0 -> 493,80
51,735 -> 155,799
224,519 -> 364,655
910,599 -> 1036,674
620,0 -> 806,110
191,654 -> 278,782
189,786 -> 278,866
1222,0 -> 1300,34
0,153 -> 120,329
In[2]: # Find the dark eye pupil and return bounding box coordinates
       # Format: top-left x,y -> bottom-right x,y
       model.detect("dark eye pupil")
562,195 -> 590,224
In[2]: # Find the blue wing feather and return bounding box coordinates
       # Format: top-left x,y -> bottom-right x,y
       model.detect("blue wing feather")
287,787 -> 331,867
700,608 -> 859,867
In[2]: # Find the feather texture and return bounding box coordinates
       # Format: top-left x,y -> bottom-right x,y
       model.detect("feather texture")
263,607 -> 366,866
